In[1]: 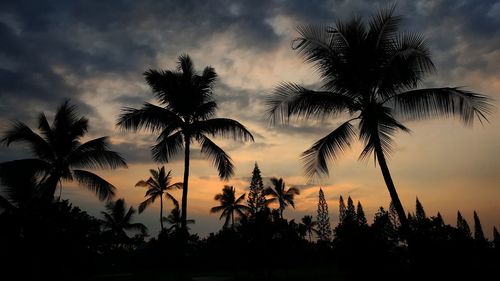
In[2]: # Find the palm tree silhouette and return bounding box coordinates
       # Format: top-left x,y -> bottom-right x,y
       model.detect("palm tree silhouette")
266,6 -> 492,229
301,215 -> 319,242
100,198 -> 147,245
210,185 -> 250,229
1,101 -> 127,202
117,54 -> 254,232
163,205 -> 195,233
264,178 -> 300,219
135,166 -> 182,230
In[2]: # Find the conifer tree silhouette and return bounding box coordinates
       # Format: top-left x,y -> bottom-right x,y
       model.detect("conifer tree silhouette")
339,195 -> 346,223
316,188 -> 332,241
415,197 -> 426,221
457,211 -> 472,239
247,163 -> 266,216
356,201 -> 368,227
473,211 -> 487,247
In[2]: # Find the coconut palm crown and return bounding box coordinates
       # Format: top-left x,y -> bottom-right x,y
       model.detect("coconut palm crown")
117,54 -> 254,231
266,6 -> 493,229
1,101 -> 127,202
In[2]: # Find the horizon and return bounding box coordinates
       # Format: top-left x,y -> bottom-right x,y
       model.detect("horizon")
1,0 -> 499,239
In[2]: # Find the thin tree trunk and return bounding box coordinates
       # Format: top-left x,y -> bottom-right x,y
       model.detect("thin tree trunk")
41,173 -> 60,202
374,143 -> 409,232
181,138 -> 190,233
58,180 -> 63,202
231,211 -> 235,230
160,195 -> 164,230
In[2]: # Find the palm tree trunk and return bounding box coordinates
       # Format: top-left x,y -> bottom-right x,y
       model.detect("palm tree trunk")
160,195 -> 164,230
40,173 -> 60,202
374,143 -> 409,232
181,138 -> 190,232
231,211 -> 235,230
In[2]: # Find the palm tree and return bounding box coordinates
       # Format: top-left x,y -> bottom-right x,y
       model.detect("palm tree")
163,205 -> 195,233
264,178 -> 300,219
301,215 -> 319,242
210,185 -> 250,229
266,6 -> 492,230
100,198 -> 147,244
135,166 -> 182,230
0,101 -> 127,202
117,54 -> 254,231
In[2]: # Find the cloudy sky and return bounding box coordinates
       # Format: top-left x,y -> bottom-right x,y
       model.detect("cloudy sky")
1,0 -> 499,237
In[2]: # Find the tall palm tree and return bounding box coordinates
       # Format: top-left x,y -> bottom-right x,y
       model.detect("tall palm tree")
301,215 -> 319,242
266,7 -> 492,230
264,178 -> 300,219
135,166 -> 182,230
117,54 -> 254,231
210,185 -> 250,229
100,198 -> 147,244
0,101 -> 127,202
163,205 -> 195,233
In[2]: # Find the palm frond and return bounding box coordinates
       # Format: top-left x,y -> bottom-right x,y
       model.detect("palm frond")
164,192 -> 179,208
138,196 -> 156,213
37,113 -> 53,141
235,193 -> 246,204
68,137 -> 127,169
152,130 -> 184,163
117,103 -> 183,132
201,67 -> 218,90
267,82 -> 354,125
135,180 -> 150,187
72,169 -> 116,201
388,87 -> 494,125
293,24 -> 342,69
194,118 -> 254,142
199,135 -> 234,180
100,211 -> 116,227
123,206 -> 137,224
169,182 -> 183,190
367,4 -> 401,49
301,121 -> 356,178
178,54 -> 195,77
194,101 -> 217,120
1,121 -> 54,160
210,205 -> 226,214
53,101 -> 89,140
358,105 -> 409,161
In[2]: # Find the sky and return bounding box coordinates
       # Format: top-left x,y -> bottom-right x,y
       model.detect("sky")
1,0 -> 499,238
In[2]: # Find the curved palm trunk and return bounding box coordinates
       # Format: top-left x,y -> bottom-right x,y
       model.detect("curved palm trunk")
374,143 -> 409,233
181,138 -> 190,233
40,173 -> 60,202
160,195 -> 164,230
231,211 -> 235,230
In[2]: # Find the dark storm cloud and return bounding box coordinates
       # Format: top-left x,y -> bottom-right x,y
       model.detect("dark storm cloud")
1,0 -> 499,154
0,0 -> 284,125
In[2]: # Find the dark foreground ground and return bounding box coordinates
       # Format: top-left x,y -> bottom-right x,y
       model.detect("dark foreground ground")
91,265 -> 344,281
